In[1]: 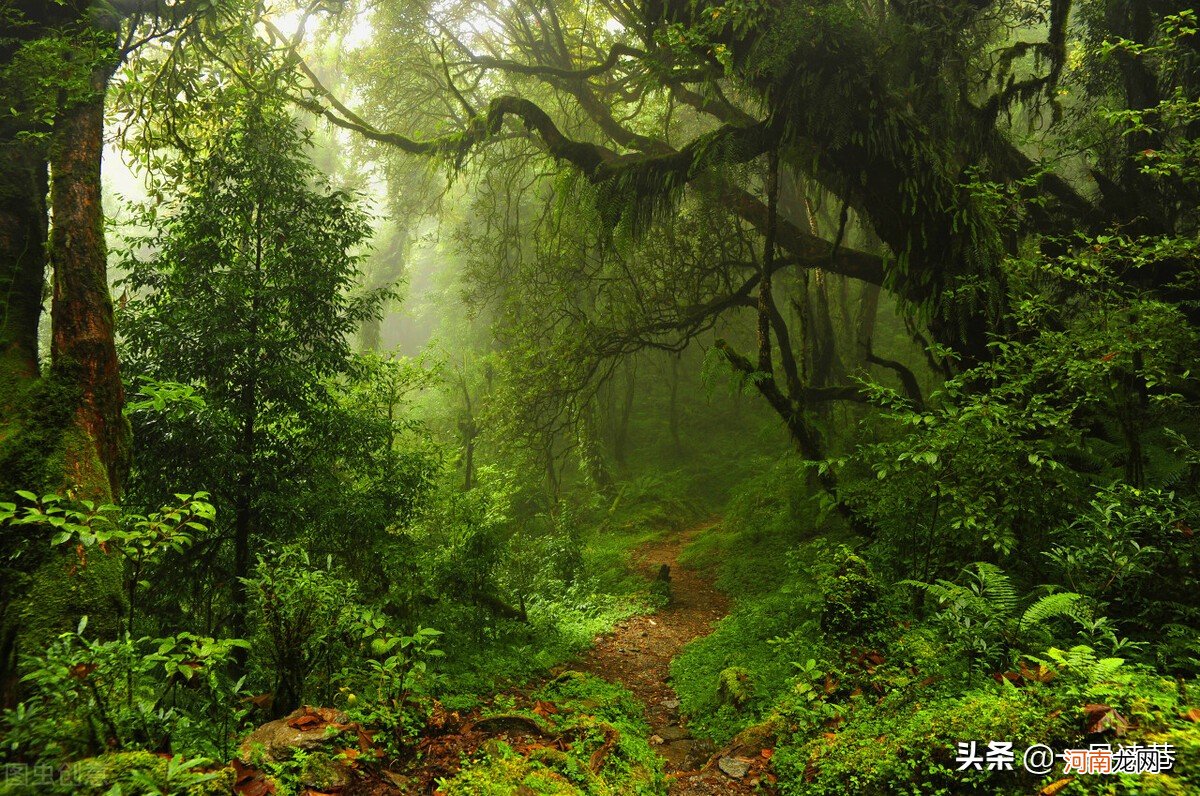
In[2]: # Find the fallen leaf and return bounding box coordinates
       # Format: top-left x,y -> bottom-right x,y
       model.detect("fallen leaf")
244,693 -> 274,711
532,700 -> 559,717
1083,704 -> 1130,735
1181,708 -> 1200,723
1020,660 -> 1055,683
289,714 -> 323,730
761,748 -> 774,759
232,760 -> 276,796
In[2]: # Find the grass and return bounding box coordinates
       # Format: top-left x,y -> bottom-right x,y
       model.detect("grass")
433,474 -> 699,703
670,455 -> 851,744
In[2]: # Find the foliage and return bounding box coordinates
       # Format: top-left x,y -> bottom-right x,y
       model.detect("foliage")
1,620 -> 247,765
0,491 -> 216,636
337,612 -> 444,753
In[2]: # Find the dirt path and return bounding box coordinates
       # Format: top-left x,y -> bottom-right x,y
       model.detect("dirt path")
571,522 -> 772,795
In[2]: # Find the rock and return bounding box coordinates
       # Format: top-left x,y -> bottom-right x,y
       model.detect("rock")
238,707 -> 348,763
649,734 -> 664,745
662,698 -> 681,710
718,756 -> 751,779
469,714 -> 546,736
659,725 -> 689,742
727,716 -> 781,757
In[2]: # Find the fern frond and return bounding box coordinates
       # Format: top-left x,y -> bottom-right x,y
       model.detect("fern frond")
898,579 -> 971,606
1091,657 -> 1126,680
969,562 -> 1019,616
1020,592 -> 1086,630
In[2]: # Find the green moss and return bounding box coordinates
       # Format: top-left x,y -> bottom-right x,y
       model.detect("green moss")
67,751 -> 235,795
444,674 -> 665,795
0,369 -> 78,495
772,690 -> 1056,796
1,371 -> 124,685
439,744 -> 584,796
298,751 -> 350,791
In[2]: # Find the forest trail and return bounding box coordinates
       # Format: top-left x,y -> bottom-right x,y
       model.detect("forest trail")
570,522 -> 772,795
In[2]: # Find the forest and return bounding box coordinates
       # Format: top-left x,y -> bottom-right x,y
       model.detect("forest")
1,0 -> 1198,793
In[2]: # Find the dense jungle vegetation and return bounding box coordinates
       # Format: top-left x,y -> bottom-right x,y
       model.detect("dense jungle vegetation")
1,0 -> 1199,793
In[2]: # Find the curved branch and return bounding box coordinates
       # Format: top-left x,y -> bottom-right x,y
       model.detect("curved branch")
462,42 -> 650,80
866,351 -> 925,410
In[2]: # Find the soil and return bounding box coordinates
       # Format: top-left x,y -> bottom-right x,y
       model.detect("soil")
571,522 -> 776,795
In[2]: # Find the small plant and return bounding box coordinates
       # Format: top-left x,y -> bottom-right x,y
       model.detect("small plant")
3,618 -> 248,764
901,563 -> 1089,677
245,546 -> 357,717
337,609 -> 443,754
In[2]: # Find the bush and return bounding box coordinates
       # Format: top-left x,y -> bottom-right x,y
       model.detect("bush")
2,624 -> 247,764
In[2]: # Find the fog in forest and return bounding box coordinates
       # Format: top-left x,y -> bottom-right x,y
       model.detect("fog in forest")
2,1 -> 1198,793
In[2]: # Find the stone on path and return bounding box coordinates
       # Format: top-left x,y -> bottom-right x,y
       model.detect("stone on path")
718,756 -> 751,779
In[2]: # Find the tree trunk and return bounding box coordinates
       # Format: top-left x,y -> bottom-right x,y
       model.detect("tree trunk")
854,282 -> 882,368
0,140 -> 47,391
666,354 -> 680,455
359,224 -> 408,350
2,49 -> 127,705
49,59 -> 129,499
231,202 -> 264,654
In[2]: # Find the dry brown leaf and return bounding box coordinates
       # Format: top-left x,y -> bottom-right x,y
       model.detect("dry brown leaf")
1083,704 -> 1130,735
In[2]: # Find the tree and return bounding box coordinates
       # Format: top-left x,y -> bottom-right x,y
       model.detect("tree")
0,0 -> 257,702
118,94 -> 384,642
259,0 -> 1197,528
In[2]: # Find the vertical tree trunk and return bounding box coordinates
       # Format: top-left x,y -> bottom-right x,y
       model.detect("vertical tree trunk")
49,59 -> 129,499
231,202 -> 264,652
0,141 -> 46,704
459,377 -> 477,490
665,354 -> 680,455
578,402 -> 613,492
615,357 -> 636,464
853,282 -> 882,368
808,272 -> 845,388
0,141 -> 47,390
359,224 -> 408,350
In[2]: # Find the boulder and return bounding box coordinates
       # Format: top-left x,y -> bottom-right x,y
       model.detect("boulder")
238,706 -> 349,763
718,756 -> 751,779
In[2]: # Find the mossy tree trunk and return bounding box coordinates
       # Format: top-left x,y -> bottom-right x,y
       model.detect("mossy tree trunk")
0,141 -> 48,392
50,58 -> 129,500
1,20 -> 128,704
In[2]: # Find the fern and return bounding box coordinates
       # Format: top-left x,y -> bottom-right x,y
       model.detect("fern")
1020,591 -> 1086,631
966,562 -> 1019,616
1031,645 -> 1126,684
1091,657 -> 1126,681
